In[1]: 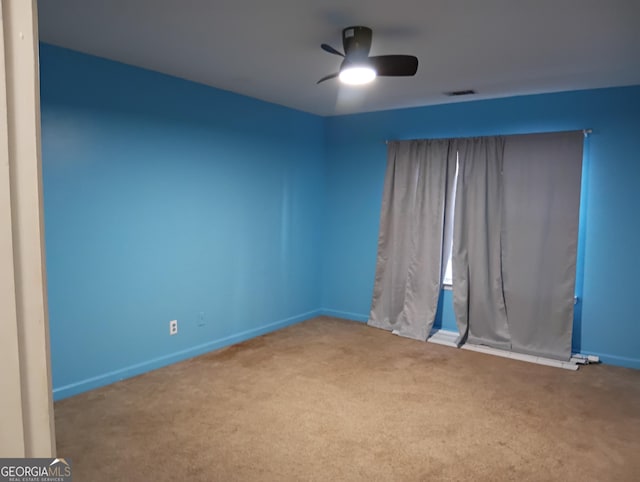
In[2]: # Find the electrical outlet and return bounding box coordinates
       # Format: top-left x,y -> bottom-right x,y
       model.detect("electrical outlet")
198,312 -> 206,327
170,320 -> 178,335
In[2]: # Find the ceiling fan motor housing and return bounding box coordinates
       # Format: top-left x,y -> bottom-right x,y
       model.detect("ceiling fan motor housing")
342,26 -> 372,59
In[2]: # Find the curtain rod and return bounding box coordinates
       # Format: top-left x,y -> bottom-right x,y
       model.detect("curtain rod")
385,129 -> 593,144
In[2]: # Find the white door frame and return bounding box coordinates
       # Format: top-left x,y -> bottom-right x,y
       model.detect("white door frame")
0,0 -> 56,457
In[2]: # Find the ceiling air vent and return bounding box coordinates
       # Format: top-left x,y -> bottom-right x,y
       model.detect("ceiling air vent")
445,89 -> 476,97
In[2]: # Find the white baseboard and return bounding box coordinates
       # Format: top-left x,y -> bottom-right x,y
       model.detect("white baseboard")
427,328 -> 579,371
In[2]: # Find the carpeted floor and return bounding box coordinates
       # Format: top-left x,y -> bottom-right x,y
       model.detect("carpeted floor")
55,317 -> 640,481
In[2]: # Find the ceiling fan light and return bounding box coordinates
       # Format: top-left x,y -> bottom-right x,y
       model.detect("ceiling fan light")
339,66 -> 377,85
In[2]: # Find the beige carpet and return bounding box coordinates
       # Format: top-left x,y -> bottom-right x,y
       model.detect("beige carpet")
55,317 -> 640,481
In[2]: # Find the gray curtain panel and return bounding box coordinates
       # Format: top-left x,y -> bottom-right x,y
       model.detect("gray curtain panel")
369,140 -> 453,340
452,137 -> 510,349
501,131 -> 583,360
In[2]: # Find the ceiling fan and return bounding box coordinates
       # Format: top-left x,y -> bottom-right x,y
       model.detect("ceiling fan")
318,26 -> 419,85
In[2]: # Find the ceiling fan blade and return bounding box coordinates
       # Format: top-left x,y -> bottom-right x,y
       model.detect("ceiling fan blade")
317,73 -> 339,84
321,44 -> 344,57
369,55 -> 418,76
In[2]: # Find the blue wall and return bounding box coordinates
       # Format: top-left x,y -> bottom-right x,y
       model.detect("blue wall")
322,87 -> 640,369
40,45 -> 325,400
41,44 -> 640,400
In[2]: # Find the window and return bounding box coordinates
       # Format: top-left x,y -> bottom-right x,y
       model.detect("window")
442,153 -> 459,287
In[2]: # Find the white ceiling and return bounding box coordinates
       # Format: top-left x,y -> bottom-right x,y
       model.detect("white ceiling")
37,0 -> 640,116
